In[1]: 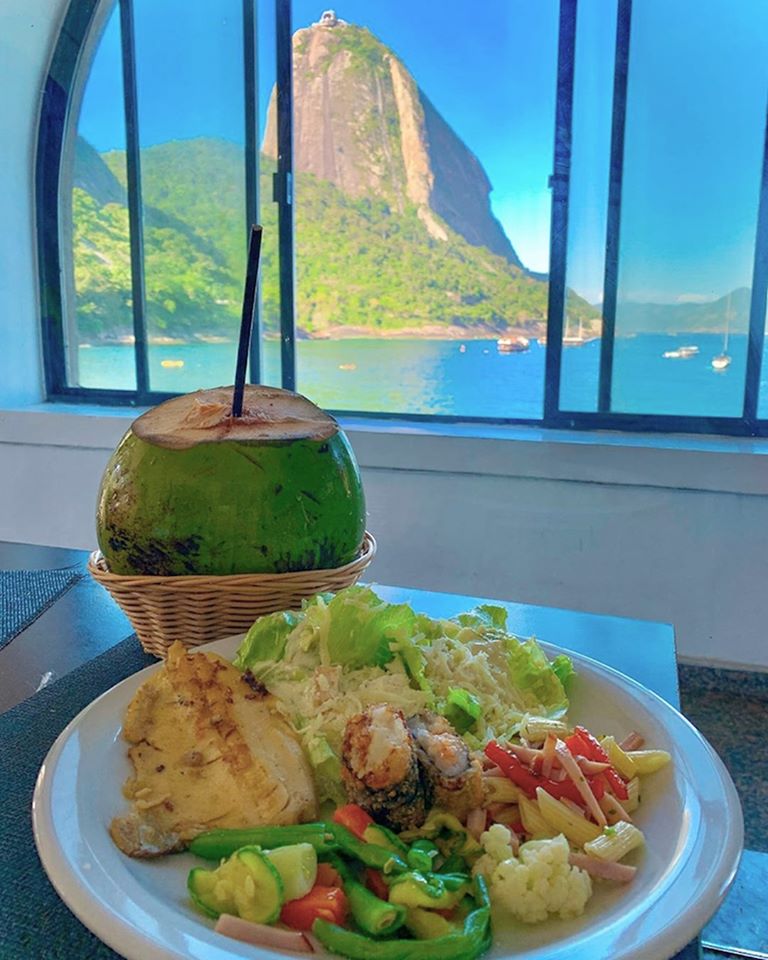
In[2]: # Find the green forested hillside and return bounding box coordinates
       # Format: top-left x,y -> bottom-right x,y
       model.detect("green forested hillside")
72,136 -> 598,342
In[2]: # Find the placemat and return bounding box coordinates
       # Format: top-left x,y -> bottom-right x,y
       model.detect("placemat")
0,633 -> 154,959
0,568 -> 83,651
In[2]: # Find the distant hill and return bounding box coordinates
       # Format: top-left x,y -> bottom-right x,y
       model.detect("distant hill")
617,287 -> 750,335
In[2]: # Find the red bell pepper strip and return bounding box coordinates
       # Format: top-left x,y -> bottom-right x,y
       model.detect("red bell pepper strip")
484,741 -> 604,805
567,727 -> 629,801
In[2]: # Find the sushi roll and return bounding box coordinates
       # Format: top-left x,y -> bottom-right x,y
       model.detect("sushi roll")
407,712 -> 484,819
341,704 -> 430,832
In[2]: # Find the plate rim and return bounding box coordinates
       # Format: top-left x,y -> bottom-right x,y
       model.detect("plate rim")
32,637 -> 744,960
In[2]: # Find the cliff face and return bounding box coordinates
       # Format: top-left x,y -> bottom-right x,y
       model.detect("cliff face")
262,19 -> 523,268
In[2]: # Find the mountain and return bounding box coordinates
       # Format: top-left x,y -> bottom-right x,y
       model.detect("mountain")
68,17 -> 600,343
262,16 -> 522,267
617,288 -> 750,335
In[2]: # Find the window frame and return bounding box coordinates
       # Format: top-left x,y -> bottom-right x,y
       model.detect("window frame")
37,0 -> 768,436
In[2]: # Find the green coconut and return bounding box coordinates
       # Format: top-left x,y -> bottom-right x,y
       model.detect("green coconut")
96,385 -> 366,576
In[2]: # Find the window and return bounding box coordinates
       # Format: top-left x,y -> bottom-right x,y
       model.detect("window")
39,0 -> 768,436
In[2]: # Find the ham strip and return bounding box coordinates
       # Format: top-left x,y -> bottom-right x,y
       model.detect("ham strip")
569,853 -> 637,883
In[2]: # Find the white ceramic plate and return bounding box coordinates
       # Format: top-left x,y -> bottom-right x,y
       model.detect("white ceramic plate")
33,636 -> 743,960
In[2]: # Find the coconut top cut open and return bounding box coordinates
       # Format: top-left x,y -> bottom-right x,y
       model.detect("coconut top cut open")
133,386 -> 339,450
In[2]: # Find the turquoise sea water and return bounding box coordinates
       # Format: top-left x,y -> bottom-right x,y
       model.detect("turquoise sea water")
76,334 -> 764,420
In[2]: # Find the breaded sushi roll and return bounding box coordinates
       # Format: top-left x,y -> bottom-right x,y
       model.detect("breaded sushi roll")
341,704 -> 429,832
407,712 -> 484,819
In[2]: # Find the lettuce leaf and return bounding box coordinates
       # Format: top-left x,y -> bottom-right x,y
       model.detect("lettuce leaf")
324,586 -> 416,669
233,609 -> 300,670
452,604 -> 509,632
502,635 -> 569,716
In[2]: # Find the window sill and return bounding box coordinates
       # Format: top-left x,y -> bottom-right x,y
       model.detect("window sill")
2,402 -> 768,496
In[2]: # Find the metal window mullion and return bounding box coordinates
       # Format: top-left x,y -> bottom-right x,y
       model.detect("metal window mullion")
544,0 -> 577,420
744,97 -> 768,427
274,0 -> 296,391
243,0 -> 262,384
118,0 -> 150,399
597,0 -> 631,413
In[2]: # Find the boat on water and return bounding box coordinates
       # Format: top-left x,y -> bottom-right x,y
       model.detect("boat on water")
711,296 -> 732,371
497,336 -> 530,353
562,316 -> 599,347
663,345 -> 699,359
160,359 -> 184,368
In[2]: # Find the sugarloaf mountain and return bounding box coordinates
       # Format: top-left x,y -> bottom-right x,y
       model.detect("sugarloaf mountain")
96,386 -> 366,576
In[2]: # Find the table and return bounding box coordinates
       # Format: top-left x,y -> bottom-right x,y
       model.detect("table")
0,540 -> 706,959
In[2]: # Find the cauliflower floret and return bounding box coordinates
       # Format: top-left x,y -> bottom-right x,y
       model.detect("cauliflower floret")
473,823 -> 517,880
479,833 -> 592,924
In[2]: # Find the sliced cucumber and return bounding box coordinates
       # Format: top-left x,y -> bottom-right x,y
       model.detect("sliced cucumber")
187,844 -> 284,924
188,867 -> 234,919
264,842 -> 318,902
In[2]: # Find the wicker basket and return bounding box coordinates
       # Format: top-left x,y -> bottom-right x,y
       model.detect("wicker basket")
88,531 -> 376,658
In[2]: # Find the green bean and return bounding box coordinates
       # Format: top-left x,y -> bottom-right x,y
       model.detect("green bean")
188,823 -> 334,860
324,851 -> 406,937
327,822 -> 408,874
406,838 -> 439,872
312,876 -> 491,960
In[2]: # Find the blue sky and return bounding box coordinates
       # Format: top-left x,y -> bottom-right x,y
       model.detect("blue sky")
79,0 -> 768,305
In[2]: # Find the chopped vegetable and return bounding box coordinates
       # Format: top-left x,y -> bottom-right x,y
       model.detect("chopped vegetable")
364,868 -> 391,900
333,804 -> 374,840
565,727 -> 629,801
441,687 -> 482,734
188,823 -> 332,860
280,885 -> 349,931
327,854 -> 406,937
264,843 -> 318,903
328,821 -> 408,874
312,875 -> 491,960
484,740 -> 605,807
406,838 -> 440,872
188,845 -> 283,924
362,822 -> 410,855
388,871 -> 470,910
474,833 -> 592,924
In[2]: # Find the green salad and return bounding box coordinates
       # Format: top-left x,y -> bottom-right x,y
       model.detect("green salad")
234,586 -> 574,804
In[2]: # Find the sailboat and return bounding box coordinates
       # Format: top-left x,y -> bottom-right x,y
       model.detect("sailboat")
711,295 -> 732,371
563,314 -> 597,347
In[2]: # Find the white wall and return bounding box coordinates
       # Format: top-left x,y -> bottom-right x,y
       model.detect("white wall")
2,409 -> 768,672
2,0 -> 768,672
0,0 -> 61,407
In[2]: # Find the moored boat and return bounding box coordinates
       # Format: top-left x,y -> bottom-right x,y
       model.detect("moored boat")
663,345 -> 699,359
497,336 -> 530,353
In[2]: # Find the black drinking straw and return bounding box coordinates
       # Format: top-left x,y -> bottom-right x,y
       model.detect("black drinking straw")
232,224 -> 263,418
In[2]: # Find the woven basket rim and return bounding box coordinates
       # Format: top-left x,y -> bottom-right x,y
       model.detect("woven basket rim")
88,530 -> 376,586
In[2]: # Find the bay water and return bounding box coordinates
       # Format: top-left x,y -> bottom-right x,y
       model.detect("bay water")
76,333 -> 763,420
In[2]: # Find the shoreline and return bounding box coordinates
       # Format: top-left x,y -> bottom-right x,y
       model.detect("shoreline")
80,326 -> 546,347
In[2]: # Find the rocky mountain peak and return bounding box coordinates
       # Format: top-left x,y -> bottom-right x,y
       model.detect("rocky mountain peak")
262,17 -> 523,268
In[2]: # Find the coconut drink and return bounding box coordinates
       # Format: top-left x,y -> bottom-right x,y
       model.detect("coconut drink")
96,385 -> 366,577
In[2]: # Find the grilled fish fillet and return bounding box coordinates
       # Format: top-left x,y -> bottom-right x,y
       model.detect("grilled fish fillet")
110,641 -> 316,858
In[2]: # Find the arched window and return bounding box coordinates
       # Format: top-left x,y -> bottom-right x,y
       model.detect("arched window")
38,0 -> 768,434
